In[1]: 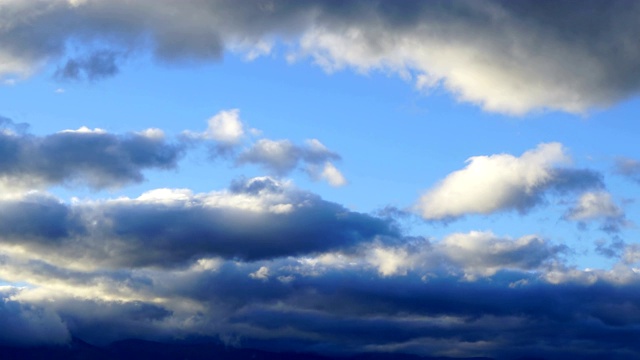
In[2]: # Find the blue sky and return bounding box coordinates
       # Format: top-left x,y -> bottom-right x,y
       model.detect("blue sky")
2,1 -> 640,359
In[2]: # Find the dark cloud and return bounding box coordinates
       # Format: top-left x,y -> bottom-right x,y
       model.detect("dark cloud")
92,178 -> 395,266
0,118 -> 184,189
0,193 -> 82,244
0,187 -> 637,358
0,289 -> 70,346
2,1 -> 640,113
5,262 -> 640,359
0,178 -> 397,268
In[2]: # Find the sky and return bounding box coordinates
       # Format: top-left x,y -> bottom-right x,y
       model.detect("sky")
1,1 -> 640,359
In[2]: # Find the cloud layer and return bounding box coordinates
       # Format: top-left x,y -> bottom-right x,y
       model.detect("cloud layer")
0,177 -> 394,269
3,1 -> 640,113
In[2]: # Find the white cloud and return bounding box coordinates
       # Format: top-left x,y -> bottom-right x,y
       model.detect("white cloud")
415,143 -> 570,220
249,266 -> 270,280
319,162 -> 347,187
202,109 -> 245,145
136,128 -> 165,139
59,126 -> 107,134
366,246 -> 412,277
566,191 -> 623,220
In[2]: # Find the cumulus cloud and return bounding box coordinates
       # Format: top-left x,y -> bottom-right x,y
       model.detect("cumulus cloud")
0,117 -> 184,190
415,143 -> 603,220
183,111 -> 346,186
183,109 -> 247,156
2,1 -> 640,113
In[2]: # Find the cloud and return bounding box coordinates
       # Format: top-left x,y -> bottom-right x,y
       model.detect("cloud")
0,288 -> 70,346
238,138 -> 346,186
0,181 -> 634,359
183,111 -> 346,186
415,143 -> 603,220
614,157 -> 640,183
564,191 -> 628,233
0,117 -> 184,190
183,109 -> 247,156
2,245 -> 640,359
54,49 -> 120,81
438,231 -> 565,279
2,1 -> 640,113
0,177 -> 397,268
313,161 -> 348,187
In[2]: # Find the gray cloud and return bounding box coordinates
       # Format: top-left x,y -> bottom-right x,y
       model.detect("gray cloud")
2,1 -> 640,113
0,179 -> 636,358
563,191 -> 628,233
0,118 -> 184,190
55,49 -> 121,81
3,255 -> 640,359
237,138 -> 340,175
0,178 -> 397,268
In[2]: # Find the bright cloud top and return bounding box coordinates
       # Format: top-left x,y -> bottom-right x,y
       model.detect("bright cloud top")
416,143 -> 603,220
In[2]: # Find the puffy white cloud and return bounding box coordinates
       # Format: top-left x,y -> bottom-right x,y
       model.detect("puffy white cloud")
415,143 -> 602,220
201,109 -> 245,145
